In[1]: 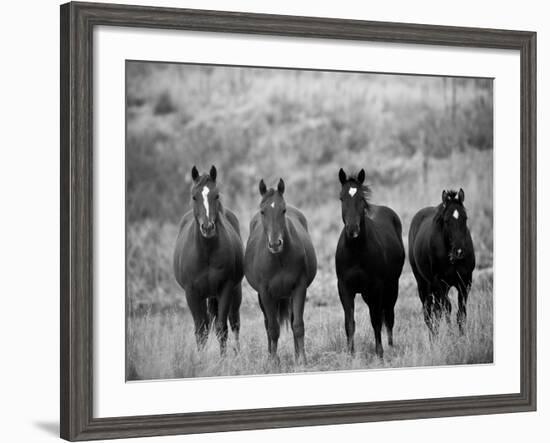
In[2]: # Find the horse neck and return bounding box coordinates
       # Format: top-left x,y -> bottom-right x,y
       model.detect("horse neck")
345,212 -> 370,247
282,217 -> 292,244
193,215 -> 225,251
430,216 -> 447,249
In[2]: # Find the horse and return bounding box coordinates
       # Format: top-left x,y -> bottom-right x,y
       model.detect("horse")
173,165 -> 244,355
335,168 -> 405,358
244,178 -> 317,364
408,189 -> 475,335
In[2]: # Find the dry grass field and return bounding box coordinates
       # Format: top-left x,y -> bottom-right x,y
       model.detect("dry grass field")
125,63 -> 493,380
127,270 -> 492,380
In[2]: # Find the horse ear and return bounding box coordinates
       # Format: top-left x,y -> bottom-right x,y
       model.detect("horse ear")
357,169 -> 366,185
191,166 -> 199,182
277,178 -> 285,195
338,168 -> 347,185
458,188 -> 465,203
259,179 -> 267,196
441,190 -> 448,203
209,165 -> 217,181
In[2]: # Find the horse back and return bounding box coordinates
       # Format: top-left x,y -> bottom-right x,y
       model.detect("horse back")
286,207 -> 317,286
408,206 -> 437,275
408,206 -> 436,247
224,208 -> 242,239
369,204 -> 405,267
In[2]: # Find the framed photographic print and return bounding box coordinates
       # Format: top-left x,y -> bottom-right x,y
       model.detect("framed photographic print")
60,1 -> 537,441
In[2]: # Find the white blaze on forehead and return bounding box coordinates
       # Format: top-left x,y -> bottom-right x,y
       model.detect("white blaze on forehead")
453,209 -> 459,219
270,202 -> 275,208
348,187 -> 357,197
201,186 -> 210,218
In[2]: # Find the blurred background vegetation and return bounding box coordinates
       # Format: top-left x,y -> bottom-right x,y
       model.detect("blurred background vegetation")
126,62 -> 493,315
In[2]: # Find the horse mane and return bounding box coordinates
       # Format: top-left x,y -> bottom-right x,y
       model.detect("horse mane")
434,189 -> 461,224
346,177 -> 372,212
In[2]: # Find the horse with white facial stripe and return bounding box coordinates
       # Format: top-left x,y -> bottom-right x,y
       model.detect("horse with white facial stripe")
408,189 -> 475,335
335,168 -> 405,359
244,178 -> 317,364
173,166 -> 244,354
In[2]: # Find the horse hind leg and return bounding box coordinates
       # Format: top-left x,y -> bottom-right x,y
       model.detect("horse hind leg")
228,284 -> 242,351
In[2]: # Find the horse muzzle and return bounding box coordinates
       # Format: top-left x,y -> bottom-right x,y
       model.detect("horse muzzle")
449,248 -> 465,263
200,222 -> 216,238
267,238 -> 284,254
345,224 -> 360,239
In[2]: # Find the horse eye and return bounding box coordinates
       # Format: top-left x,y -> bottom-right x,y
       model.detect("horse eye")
192,196 -> 196,201
260,210 -> 265,215
283,209 -> 287,214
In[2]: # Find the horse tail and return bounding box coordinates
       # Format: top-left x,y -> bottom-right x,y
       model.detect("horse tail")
277,298 -> 292,329
207,297 -> 218,324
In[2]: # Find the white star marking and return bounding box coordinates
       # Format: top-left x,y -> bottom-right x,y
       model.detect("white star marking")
201,186 -> 210,218
348,187 -> 357,197
270,202 -> 275,208
453,209 -> 459,219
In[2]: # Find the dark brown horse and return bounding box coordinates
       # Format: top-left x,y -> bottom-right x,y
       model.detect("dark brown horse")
244,179 -> 317,364
335,168 -> 405,358
173,166 -> 244,354
408,189 -> 475,335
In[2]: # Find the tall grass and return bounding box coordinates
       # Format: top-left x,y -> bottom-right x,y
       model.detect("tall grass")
127,271 -> 493,380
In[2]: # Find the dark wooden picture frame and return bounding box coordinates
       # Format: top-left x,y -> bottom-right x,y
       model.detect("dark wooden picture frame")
60,2 -> 536,441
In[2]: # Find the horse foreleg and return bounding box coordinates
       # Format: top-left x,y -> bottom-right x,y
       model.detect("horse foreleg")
384,279 -> 399,347
457,276 -> 472,335
422,296 -> 436,339
185,290 -> 209,350
215,284 -> 232,356
291,283 -> 307,365
366,286 -> 384,359
229,284 -> 242,351
260,292 -> 280,364
257,293 -> 270,354
432,279 -> 451,333
338,279 -> 355,355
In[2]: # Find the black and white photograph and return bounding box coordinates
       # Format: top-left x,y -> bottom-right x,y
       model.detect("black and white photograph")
125,62 -> 494,380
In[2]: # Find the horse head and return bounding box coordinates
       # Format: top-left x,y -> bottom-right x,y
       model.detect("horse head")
258,178 -> 287,254
436,188 -> 468,263
191,165 -> 221,239
338,168 -> 370,239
